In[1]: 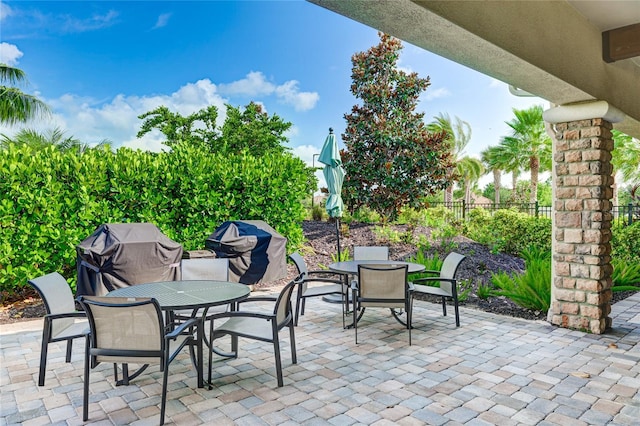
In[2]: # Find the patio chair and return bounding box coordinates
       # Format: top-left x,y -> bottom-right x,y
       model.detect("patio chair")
289,252 -> 346,326
353,246 -> 389,260
411,252 -> 466,327
352,264 -> 413,345
208,276 -> 301,387
27,272 -> 89,386
78,296 -> 200,426
174,257 -> 230,319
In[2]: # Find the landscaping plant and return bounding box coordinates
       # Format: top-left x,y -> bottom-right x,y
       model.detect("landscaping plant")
490,246 -> 551,311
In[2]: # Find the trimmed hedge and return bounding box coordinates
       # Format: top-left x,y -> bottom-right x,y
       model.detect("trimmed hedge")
0,143 -> 315,295
463,207 -> 552,255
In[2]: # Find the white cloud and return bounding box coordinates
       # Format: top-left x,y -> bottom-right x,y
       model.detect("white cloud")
423,87 -> 451,101
60,10 -> 119,33
275,80 -> 319,111
0,3 -> 12,22
27,79 -> 229,152
152,13 -> 171,30
218,71 -> 319,111
0,42 -> 23,66
489,78 -> 504,89
217,71 -> 276,97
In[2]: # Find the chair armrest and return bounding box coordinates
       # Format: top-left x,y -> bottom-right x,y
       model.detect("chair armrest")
238,296 -> 277,304
166,317 -> 200,340
350,279 -> 359,290
412,277 -> 457,285
302,277 -> 345,285
408,282 -> 415,292
44,311 -> 86,321
208,311 -> 275,321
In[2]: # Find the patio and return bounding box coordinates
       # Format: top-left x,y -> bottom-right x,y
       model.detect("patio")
1,289 -> 639,425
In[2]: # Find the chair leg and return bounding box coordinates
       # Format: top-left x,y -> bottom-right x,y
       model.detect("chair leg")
272,328 -> 283,387
160,352 -> 169,425
353,288 -> 358,344
65,339 -> 73,363
38,322 -> 51,386
452,285 -> 460,327
294,294 -> 302,326
441,297 -> 447,316
289,322 -> 297,365
83,335 -> 90,421
408,300 -> 412,346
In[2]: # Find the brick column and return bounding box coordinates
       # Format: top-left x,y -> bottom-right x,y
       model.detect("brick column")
544,101 -> 624,334
551,118 -> 614,333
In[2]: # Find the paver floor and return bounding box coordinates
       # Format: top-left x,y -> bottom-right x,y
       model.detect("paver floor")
1,291 -> 639,425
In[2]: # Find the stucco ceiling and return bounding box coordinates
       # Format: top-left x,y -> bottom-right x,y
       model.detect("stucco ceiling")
309,0 -> 640,139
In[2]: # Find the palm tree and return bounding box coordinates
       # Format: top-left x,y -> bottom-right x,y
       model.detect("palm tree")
481,146 -> 503,204
503,105 -> 552,203
611,130 -> 640,206
428,113 -> 472,204
0,127 -> 111,153
0,64 -> 50,125
457,156 -> 484,205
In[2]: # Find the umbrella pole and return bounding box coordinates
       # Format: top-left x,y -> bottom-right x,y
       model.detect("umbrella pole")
336,218 -> 341,260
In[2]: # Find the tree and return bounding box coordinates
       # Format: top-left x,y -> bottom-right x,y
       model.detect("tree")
611,130 -> 640,206
342,32 -> 454,221
0,64 -> 50,125
503,105 -> 552,203
137,105 -> 219,150
220,102 -> 291,156
0,127 -> 110,153
458,156 -> 484,205
427,113 -> 471,204
481,145 -> 503,204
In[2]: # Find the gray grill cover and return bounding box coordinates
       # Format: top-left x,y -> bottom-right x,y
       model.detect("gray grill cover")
76,223 -> 183,296
205,220 -> 287,285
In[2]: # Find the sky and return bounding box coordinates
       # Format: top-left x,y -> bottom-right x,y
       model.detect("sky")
0,0 -> 546,188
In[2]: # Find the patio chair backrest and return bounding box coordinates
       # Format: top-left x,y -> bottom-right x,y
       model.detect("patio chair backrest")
438,252 -> 466,294
28,272 -> 78,336
80,296 -> 165,365
289,252 -> 308,276
274,276 -> 301,327
357,264 -> 408,309
181,258 -> 229,281
353,246 -> 389,261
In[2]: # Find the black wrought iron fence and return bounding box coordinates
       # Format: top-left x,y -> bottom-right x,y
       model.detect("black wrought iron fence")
428,201 -> 637,226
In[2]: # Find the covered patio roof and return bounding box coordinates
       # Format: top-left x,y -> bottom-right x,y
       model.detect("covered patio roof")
308,0 -> 640,139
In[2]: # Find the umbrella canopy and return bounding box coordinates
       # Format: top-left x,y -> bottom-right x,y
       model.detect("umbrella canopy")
318,128 -> 345,218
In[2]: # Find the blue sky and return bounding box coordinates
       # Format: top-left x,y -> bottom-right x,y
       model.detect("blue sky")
0,0 -> 545,187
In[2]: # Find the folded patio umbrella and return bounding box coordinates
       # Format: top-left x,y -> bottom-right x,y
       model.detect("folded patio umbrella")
318,128 -> 345,258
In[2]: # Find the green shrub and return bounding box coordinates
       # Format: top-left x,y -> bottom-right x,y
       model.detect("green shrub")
611,222 -> 640,264
464,208 -> 551,255
311,204 -> 324,221
476,283 -> 494,300
0,144 -> 314,297
490,246 -> 551,311
407,249 -> 442,281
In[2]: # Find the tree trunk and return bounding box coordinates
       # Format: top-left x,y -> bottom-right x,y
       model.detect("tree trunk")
493,169 -> 501,205
530,156 -> 539,203
444,186 -> 453,206
464,179 -> 472,206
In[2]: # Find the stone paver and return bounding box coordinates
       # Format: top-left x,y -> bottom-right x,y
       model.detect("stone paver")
1,291 -> 638,425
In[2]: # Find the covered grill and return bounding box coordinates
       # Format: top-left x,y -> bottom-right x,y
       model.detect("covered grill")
76,223 -> 183,296
205,220 -> 287,285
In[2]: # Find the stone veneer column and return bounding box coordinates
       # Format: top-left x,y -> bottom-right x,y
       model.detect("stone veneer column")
544,101 -> 624,334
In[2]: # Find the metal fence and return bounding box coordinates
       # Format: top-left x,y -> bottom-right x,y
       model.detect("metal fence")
428,201 -> 637,226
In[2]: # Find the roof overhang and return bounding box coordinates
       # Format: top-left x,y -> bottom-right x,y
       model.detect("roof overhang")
309,0 -> 640,139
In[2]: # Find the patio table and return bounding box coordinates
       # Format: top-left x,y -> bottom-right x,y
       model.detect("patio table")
107,280 -> 250,388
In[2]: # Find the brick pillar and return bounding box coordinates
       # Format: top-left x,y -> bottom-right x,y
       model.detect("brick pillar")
550,118 -> 615,333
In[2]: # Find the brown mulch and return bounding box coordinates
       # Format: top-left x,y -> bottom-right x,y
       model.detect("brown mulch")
1,220 -> 634,324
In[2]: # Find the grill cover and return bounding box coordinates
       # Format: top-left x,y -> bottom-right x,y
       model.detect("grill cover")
205,220 -> 287,285
76,223 -> 183,296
